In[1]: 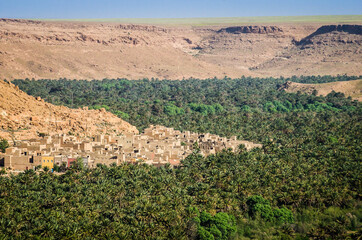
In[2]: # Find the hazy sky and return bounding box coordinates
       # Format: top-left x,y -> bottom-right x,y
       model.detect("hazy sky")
0,0 -> 361,19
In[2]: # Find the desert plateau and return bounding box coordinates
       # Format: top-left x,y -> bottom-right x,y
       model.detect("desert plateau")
0,18 -> 361,80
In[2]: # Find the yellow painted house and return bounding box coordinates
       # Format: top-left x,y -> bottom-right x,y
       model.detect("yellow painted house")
41,156 -> 54,169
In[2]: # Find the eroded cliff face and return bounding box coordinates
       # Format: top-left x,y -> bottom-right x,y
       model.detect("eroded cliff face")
217,26 -> 283,34
0,80 -> 138,140
304,25 -> 362,37
297,25 -> 362,46
0,19 -> 361,80
247,24 -> 362,77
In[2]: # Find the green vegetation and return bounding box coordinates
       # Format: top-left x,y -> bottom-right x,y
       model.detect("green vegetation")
0,138 -> 9,153
12,75 -> 360,139
189,103 -> 224,115
2,75 -> 361,239
34,15 -> 362,26
194,210 -> 236,240
164,102 -> 185,116
246,195 -> 294,224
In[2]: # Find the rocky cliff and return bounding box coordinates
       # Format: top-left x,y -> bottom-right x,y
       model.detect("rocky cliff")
249,24 -> 362,77
217,26 -> 283,34
297,25 -> 362,45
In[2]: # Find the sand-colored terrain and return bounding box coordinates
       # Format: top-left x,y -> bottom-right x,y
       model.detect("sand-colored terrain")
279,79 -> 362,101
0,80 -> 138,141
0,18 -> 361,80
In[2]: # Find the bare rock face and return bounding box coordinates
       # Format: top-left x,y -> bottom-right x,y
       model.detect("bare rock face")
297,25 -> 362,45
248,24 -> 362,77
218,26 -> 283,34
117,24 -> 168,33
311,25 -> 362,36
0,18 -> 42,24
0,80 -> 138,140
278,81 -> 294,90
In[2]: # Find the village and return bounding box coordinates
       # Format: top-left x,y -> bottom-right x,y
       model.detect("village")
0,125 -> 261,171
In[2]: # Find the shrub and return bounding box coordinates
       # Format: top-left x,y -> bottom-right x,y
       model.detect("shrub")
189,103 -> 223,115
254,203 -> 275,222
113,110 -> 129,119
247,195 -> 294,223
0,138 -> 9,153
274,207 -> 294,224
164,103 -> 185,116
241,105 -> 252,112
247,195 -> 270,211
194,211 -> 236,240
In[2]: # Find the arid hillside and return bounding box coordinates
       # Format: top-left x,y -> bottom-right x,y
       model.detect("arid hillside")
279,79 -> 362,101
0,18 -> 361,80
0,80 -> 138,141
253,25 -> 362,76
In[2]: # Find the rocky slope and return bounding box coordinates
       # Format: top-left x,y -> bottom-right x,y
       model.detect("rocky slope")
0,19 -> 361,80
0,80 -> 138,141
252,25 -> 362,76
296,24 -> 362,45
279,79 -> 362,101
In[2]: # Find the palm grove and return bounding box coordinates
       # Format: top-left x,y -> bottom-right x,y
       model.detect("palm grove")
0,75 -> 360,239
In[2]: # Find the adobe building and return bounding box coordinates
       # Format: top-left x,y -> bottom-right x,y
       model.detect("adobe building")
0,125 -> 261,171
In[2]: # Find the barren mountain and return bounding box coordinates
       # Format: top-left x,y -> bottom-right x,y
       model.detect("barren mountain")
279,79 -> 362,101
0,19 -> 361,80
0,80 -> 138,141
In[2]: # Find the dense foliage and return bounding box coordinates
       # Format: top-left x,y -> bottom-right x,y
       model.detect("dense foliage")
194,210 -> 236,240
13,75 -> 360,140
1,75 -> 360,239
246,195 -> 294,224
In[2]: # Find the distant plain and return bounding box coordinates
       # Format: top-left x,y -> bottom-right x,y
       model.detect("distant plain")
34,15 -> 362,25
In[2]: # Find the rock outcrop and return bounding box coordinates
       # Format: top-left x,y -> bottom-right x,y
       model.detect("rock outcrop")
117,24 -> 168,33
218,26 -> 283,34
297,25 -> 362,45
310,24 -> 361,35
0,18 -> 42,24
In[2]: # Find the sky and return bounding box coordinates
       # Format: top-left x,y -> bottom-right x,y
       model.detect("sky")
0,0 -> 361,19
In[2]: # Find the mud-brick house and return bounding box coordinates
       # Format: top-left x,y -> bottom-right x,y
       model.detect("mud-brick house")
95,134 -> 115,145
67,158 -> 76,168
66,156 -> 91,168
91,153 -> 122,167
82,156 -> 90,168
80,142 -> 92,152
54,154 -> 69,167
40,156 -> 54,169
1,147 -> 37,170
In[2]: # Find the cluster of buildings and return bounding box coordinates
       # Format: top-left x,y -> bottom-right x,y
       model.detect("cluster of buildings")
0,125 -> 261,171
